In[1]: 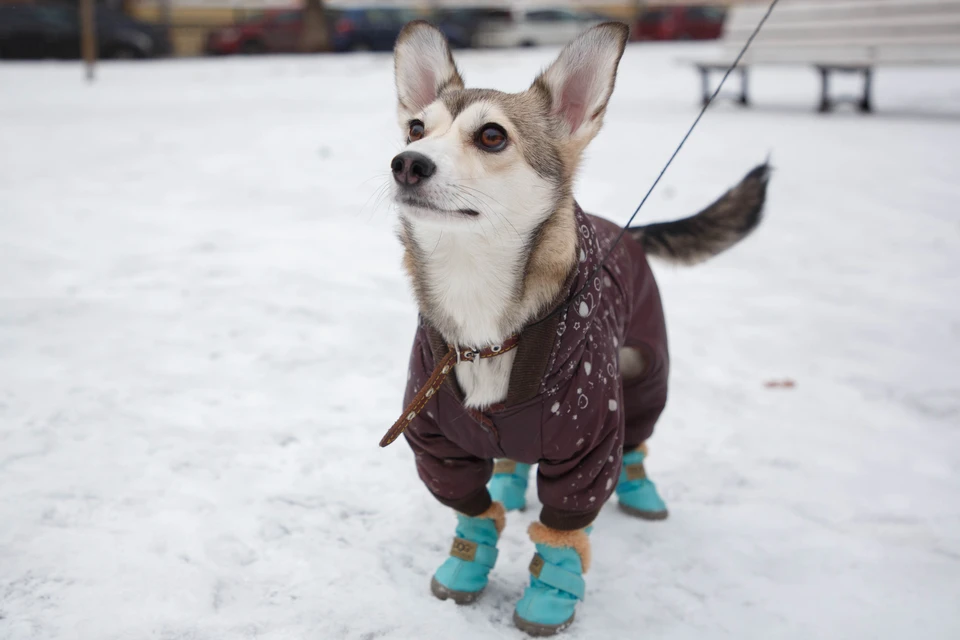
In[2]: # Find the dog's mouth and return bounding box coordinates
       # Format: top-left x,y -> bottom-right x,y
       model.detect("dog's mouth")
396,195 -> 480,218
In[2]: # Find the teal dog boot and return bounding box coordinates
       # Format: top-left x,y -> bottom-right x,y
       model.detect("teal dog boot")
488,459 -> 532,512
431,502 -> 505,605
616,444 -> 668,520
514,523 -> 590,637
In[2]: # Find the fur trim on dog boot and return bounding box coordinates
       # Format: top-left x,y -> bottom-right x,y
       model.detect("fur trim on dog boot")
487,459 -> 531,512
616,445 -> 668,520
431,502 -> 506,605
513,523 -> 590,637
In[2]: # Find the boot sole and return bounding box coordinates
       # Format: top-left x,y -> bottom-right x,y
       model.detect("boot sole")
618,503 -> 669,521
513,610 -> 575,637
430,576 -> 482,605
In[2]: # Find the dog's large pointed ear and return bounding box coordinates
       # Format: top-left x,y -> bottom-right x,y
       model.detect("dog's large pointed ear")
532,22 -> 628,148
394,21 -> 464,121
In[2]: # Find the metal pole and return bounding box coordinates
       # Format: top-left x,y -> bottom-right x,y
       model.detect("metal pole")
160,0 -> 172,39
79,0 -> 97,81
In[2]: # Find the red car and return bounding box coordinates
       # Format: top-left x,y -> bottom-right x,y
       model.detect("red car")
205,10 -> 307,55
632,5 -> 726,41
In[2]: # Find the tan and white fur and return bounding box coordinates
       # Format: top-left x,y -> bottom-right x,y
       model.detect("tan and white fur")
390,21 -> 768,409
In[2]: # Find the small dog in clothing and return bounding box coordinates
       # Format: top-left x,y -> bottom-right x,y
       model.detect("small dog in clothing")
384,20 -> 769,636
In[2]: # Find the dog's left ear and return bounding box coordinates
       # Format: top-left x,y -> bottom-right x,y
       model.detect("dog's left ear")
394,21 -> 464,121
533,22 -> 628,148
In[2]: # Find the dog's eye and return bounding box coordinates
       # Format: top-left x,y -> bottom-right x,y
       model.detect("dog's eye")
408,120 -> 425,142
476,124 -> 507,152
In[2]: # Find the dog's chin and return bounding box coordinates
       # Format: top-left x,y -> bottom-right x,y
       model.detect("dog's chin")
396,196 -> 480,224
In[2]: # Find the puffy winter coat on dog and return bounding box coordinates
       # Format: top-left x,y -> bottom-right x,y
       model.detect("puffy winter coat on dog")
403,205 -> 669,531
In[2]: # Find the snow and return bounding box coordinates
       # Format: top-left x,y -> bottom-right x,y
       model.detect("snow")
2,43 -> 960,639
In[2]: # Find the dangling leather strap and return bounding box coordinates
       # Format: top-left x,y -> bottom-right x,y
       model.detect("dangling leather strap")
379,336 -> 520,447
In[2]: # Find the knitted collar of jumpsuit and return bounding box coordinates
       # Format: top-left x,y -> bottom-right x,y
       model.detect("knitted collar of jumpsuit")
402,203 -> 668,531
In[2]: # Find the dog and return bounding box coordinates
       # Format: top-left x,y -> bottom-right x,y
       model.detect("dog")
384,20 -> 768,636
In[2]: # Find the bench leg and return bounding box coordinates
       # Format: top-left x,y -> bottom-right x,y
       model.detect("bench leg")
860,68 -> 874,113
739,67 -> 750,106
699,66 -> 710,107
817,67 -> 832,113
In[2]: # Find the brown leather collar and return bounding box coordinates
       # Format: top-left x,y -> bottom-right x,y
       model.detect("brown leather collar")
379,335 -> 520,447
450,339 -> 521,364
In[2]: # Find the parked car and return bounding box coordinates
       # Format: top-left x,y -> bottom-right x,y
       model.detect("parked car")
632,5 -> 727,41
432,7 -> 512,49
0,2 -> 170,59
473,9 -> 609,49
204,7 -> 468,56
205,10 -> 302,55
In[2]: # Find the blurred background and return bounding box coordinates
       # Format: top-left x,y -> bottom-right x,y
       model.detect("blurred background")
0,0 -> 729,59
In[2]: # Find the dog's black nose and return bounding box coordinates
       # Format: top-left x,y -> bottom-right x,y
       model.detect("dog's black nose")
391,151 -> 436,186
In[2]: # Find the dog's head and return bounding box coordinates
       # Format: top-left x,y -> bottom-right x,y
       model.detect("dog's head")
390,21 -> 628,234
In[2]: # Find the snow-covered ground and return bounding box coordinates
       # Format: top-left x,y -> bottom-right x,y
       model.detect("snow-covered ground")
2,43 -> 959,640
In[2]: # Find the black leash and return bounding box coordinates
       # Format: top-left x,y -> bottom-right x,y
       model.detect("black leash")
527,0 -> 780,330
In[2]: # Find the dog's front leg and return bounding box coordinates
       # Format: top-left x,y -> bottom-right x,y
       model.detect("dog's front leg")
430,501 -> 506,605
514,522 -> 591,636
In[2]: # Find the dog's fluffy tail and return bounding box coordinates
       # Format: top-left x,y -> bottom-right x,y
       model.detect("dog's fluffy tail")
630,163 -> 770,266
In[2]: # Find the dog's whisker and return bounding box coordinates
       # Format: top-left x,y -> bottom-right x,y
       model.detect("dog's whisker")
454,186 -> 524,243
449,191 -> 509,243
454,178 -> 554,193
451,193 -> 507,244
358,172 -> 394,187
426,230 -> 444,259
359,181 -> 395,222
357,182 -> 389,220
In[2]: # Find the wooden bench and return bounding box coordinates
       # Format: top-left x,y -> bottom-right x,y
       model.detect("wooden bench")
692,0 -> 960,112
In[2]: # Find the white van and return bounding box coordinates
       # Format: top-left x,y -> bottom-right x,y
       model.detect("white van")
473,8 -> 608,48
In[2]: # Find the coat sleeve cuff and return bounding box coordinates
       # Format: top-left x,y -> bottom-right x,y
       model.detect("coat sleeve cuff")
539,506 -> 600,531
435,486 -> 493,517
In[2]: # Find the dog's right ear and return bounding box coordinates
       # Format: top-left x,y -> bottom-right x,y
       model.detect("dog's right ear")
394,21 -> 463,121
